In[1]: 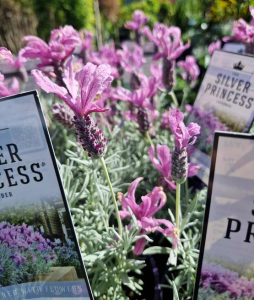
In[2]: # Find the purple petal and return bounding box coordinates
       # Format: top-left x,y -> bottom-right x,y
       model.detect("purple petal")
75,62 -> 96,114
142,26 -> 155,43
10,78 -> 19,95
31,70 -> 77,114
179,121 -> 191,148
153,52 -> 166,60
32,70 -> 67,99
133,237 -> 147,255
119,211 -> 131,220
85,103 -> 109,115
121,178 -> 143,217
140,187 -> 166,218
127,177 -> 143,202
0,47 -> 13,63
111,86 -> 132,102
187,163 -> 201,177
170,41 -> 190,60
148,146 -> 165,175
125,21 -> 139,31
22,35 -> 49,48
78,63 -> 113,115
140,217 -> 158,232
156,145 -> 171,176
164,177 -> 176,190
187,122 -> 201,136
156,219 -> 178,248
62,56 -> 78,99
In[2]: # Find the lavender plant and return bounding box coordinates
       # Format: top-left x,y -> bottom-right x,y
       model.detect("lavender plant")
0,222 -> 56,286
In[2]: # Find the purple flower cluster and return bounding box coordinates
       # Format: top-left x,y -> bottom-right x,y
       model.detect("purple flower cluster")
201,261 -> 254,299
0,221 -> 55,253
0,221 -> 56,285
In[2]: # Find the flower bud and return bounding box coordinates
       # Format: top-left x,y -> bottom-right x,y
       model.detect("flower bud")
137,106 -> 151,134
162,58 -> 175,92
51,102 -> 74,129
171,147 -> 188,184
73,115 -> 107,158
130,72 -> 141,91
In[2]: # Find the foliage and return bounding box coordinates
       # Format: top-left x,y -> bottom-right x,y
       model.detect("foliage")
0,203 -> 43,229
207,0 -> 251,23
32,0 -> 95,40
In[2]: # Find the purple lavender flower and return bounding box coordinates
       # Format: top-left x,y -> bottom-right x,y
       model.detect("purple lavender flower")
112,84 -> 158,134
177,55 -> 200,87
143,24 -> 190,91
125,10 -> 149,45
117,43 -> 146,74
0,75 -> 19,98
169,109 -> 200,183
118,178 -> 177,254
32,58 -> 113,158
21,25 -> 80,84
125,10 -> 149,32
148,145 -> 176,191
223,6 -> 254,44
208,40 -> 221,56
0,47 -> 20,97
88,42 -> 121,79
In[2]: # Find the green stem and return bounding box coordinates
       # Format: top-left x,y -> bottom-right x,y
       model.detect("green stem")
180,88 -> 189,112
169,91 -> 179,108
176,183 -> 181,229
145,131 -> 154,148
100,157 -> 123,237
185,179 -> 189,205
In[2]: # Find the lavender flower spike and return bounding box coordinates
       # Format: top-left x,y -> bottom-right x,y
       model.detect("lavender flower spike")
169,109 -> 200,183
32,58 -> 113,158
177,55 -> 200,87
143,24 -> 190,91
125,10 -> 149,45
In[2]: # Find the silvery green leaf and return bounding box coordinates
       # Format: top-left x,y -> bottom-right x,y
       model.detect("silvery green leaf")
172,281 -> 180,300
168,208 -> 176,223
120,273 -> 130,284
168,247 -> 177,266
143,246 -> 171,255
180,193 -> 198,231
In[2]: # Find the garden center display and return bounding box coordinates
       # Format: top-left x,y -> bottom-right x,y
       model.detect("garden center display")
0,1 -> 253,299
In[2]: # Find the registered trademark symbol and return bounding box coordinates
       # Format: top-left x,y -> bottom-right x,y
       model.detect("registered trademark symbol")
41,162 -> 45,167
